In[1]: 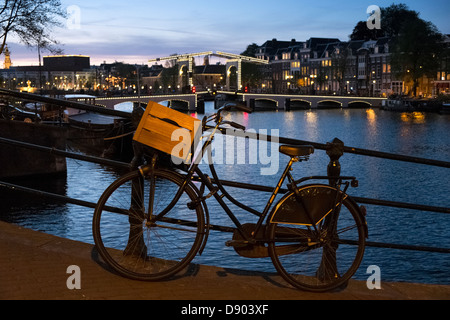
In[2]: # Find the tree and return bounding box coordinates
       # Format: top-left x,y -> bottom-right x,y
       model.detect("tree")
240,43 -> 259,58
350,21 -> 384,41
381,4 -> 419,38
349,3 -> 444,97
349,3 -> 420,40
0,0 -> 66,55
390,18 -> 443,96
240,43 -> 263,90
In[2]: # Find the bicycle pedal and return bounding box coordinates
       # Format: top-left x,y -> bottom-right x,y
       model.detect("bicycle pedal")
225,240 -> 249,248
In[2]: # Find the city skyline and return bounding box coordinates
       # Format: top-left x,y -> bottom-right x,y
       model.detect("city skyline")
4,0 -> 450,66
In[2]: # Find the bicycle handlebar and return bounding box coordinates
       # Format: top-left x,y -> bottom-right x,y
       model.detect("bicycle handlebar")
201,103 -> 251,131
218,103 -> 252,115
222,120 -> 246,131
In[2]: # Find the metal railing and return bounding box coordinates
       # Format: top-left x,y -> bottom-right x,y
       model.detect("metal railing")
0,89 -> 449,255
0,131 -> 449,254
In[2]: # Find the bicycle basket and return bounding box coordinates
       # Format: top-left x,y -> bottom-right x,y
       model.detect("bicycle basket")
133,101 -> 201,164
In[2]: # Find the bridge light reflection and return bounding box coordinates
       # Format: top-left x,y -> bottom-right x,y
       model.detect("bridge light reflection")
305,111 -> 317,126
366,108 -> 376,122
400,112 -> 425,124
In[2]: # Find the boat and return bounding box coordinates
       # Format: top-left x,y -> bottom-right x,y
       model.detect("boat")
440,103 -> 450,114
68,112 -> 125,132
64,95 -> 135,161
383,96 -> 441,113
0,118 -> 67,178
382,96 -> 415,112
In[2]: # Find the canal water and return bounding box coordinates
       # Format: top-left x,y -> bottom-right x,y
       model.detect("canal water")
1,102 -> 449,285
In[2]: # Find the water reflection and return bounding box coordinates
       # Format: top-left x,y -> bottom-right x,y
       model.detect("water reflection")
366,108 -> 376,123
304,111 -> 319,141
400,112 -> 426,124
0,173 -> 71,232
365,109 -> 378,144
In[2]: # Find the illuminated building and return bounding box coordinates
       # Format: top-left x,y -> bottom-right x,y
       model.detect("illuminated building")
0,54 -> 95,91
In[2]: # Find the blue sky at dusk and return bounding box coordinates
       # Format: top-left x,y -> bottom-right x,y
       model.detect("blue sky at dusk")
7,0 -> 450,66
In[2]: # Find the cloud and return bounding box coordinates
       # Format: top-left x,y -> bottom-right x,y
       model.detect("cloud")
9,0 -> 449,66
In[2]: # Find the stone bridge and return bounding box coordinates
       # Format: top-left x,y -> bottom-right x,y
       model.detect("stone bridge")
218,92 -> 386,110
88,92 -> 385,112
94,94 -> 197,111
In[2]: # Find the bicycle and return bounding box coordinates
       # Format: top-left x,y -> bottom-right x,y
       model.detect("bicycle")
93,102 -> 368,292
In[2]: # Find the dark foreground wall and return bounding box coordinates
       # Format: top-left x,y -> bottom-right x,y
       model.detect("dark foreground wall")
0,120 -> 67,178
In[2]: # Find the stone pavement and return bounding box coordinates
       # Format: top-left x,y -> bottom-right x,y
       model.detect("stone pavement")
1,221 -> 449,301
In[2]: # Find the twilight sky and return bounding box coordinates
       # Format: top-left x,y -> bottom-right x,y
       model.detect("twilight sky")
6,0 -> 450,66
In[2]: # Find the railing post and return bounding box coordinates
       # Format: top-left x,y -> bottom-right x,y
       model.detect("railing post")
319,138 -> 345,285
326,138 -> 344,187
124,141 -> 147,257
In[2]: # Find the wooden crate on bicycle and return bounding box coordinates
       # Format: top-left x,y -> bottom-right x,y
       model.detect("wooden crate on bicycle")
133,101 -> 201,163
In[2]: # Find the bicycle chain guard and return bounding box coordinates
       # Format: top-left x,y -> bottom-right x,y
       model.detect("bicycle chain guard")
230,224 -> 269,258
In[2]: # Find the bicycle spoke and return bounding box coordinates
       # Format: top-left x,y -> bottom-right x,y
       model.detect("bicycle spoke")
268,185 -> 365,292
93,169 -> 205,281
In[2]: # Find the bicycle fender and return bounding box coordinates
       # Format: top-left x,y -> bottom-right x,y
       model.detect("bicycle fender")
269,184 -> 347,226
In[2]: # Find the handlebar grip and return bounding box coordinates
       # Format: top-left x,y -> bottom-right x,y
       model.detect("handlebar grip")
229,121 -> 246,131
234,105 -> 253,113
221,103 -> 253,113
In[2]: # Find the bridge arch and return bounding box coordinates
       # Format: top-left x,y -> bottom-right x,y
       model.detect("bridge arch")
289,99 -> 311,110
254,98 -> 278,110
112,101 -> 147,112
226,65 -> 238,90
348,100 -> 372,108
157,99 -> 190,111
317,100 -> 342,109
179,65 -> 189,89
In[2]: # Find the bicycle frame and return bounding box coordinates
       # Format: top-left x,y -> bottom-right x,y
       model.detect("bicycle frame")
93,104 -> 367,291
145,115 -> 270,240
144,111 -> 352,245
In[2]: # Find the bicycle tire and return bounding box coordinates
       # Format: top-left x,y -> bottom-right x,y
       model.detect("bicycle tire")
267,184 -> 366,292
93,168 -> 205,281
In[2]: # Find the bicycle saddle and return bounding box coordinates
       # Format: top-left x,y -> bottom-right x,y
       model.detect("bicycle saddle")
279,145 -> 314,157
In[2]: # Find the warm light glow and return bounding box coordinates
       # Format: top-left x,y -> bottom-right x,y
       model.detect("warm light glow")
366,108 -> 376,122
305,111 -> 317,125
43,54 -> 90,58
400,112 -> 426,124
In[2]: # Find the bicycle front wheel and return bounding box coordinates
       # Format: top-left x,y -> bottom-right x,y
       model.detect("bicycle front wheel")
93,168 -> 205,281
268,185 -> 366,292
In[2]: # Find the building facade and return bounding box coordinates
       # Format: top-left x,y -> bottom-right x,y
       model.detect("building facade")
0,54 -> 96,92
255,35 -> 450,97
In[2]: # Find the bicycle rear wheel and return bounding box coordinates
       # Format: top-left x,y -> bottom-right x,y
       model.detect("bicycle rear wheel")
93,168 -> 205,281
268,185 -> 366,292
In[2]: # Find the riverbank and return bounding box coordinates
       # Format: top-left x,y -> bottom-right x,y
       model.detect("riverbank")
0,221 -> 448,301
